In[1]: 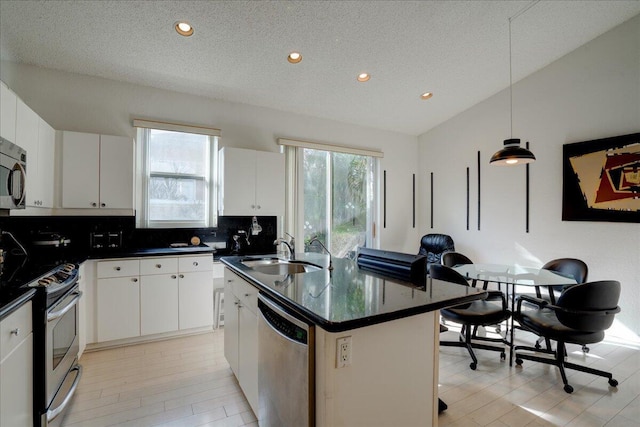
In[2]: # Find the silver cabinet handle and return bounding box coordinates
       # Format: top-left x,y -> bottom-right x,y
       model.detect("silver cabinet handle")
10,328 -> 20,336
244,293 -> 250,297
179,274 -> 184,279
115,266 -> 121,271
132,278 -> 138,282
193,261 -> 198,266
156,264 -> 162,268
256,205 -> 261,209
101,203 -> 106,207
91,202 -> 97,207
171,275 -> 177,279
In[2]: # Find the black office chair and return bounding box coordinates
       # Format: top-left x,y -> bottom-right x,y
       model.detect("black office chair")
441,251 -> 472,268
418,234 -> 454,274
513,280 -> 621,393
535,258 -> 589,351
431,264 -> 511,370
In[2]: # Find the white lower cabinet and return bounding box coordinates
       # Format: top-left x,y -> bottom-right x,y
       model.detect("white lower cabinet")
94,255 -> 213,344
141,274 -> 179,335
223,267 -> 258,414
179,271 -> 214,330
97,276 -> 141,342
0,301 -> 33,427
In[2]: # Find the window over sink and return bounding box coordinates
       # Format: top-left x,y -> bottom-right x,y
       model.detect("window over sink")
134,119 -> 219,228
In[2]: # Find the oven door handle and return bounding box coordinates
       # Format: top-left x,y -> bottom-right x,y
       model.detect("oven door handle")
46,364 -> 82,422
47,291 -> 82,322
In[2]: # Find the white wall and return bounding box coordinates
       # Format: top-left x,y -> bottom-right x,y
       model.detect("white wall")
418,15 -> 640,337
0,60 -> 422,253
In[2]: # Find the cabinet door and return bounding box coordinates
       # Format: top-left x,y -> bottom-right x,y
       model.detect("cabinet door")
238,300 -> 258,414
97,276 -> 140,342
99,135 -> 134,209
15,99 -> 40,207
62,131 -> 100,208
223,270 -> 239,376
141,274 -> 179,335
0,333 -> 33,427
219,147 -> 256,216
37,118 -> 55,208
255,151 -> 285,216
178,271 -> 214,330
0,82 -> 17,142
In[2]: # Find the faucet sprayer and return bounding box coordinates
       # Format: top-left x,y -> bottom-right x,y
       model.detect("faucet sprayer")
274,234 -> 295,260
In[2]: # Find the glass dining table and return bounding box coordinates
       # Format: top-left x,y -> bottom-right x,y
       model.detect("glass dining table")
451,263 -> 577,365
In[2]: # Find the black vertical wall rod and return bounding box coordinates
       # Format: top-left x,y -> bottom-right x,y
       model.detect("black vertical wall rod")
412,173 -> 416,228
383,170 -> 387,228
466,167 -> 470,230
477,151 -> 481,231
526,142 -> 530,233
430,172 -> 434,229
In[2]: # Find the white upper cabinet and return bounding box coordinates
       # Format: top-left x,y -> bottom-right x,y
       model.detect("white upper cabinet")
0,81 -> 17,143
61,131 -> 134,209
219,147 -> 285,216
15,98 -> 55,208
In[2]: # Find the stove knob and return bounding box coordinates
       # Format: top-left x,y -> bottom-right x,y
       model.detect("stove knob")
63,264 -> 75,272
38,277 -> 53,286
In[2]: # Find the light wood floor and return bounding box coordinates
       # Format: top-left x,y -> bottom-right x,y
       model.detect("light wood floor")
61,327 -> 639,426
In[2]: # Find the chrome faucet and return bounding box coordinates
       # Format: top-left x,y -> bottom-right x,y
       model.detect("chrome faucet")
308,236 -> 333,271
274,233 -> 295,260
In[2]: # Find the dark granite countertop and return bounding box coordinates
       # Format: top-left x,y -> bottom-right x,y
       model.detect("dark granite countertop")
221,253 -> 487,332
87,245 -> 215,259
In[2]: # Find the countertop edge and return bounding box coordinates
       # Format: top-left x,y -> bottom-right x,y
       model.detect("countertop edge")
86,246 -> 215,260
0,288 -> 36,321
221,257 -> 487,333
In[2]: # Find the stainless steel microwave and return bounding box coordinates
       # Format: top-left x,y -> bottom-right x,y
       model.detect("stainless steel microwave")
0,137 -> 27,210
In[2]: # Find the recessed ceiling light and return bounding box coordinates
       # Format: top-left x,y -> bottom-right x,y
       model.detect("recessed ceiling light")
420,92 -> 433,100
287,52 -> 302,63
175,21 -> 194,37
357,73 -> 370,82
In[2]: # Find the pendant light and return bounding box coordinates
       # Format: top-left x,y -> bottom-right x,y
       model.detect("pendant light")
490,16 -> 536,166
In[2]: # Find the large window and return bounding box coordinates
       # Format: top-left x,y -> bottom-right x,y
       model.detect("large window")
282,139 -> 381,258
136,122 -> 219,228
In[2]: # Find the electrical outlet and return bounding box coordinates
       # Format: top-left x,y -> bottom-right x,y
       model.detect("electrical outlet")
336,336 -> 352,368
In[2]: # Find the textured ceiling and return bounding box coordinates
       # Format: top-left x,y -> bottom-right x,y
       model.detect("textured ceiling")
1,1 -> 639,136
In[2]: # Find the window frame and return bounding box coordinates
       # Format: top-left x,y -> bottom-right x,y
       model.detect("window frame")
282,140 -> 381,254
136,126 -> 219,229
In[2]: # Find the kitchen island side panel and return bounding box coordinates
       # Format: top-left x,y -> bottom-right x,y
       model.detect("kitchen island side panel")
315,310 -> 438,427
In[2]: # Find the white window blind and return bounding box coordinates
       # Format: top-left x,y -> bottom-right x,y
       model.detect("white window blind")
277,137 -> 384,158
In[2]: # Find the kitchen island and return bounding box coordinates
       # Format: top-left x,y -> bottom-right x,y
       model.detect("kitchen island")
221,253 -> 486,427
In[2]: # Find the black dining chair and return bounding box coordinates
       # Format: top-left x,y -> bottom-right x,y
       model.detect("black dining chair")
418,234 -> 455,275
535,258 -> 589,351
513,280 -> 621,394
430,264 -> 511,370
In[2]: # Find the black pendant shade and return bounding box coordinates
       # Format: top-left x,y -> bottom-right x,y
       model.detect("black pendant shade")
489,138 -> 536,166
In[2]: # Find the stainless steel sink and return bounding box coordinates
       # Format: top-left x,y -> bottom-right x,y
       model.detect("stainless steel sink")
241,258 -> 322,275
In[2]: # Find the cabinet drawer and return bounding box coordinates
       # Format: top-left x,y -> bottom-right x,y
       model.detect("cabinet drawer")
179,255 -> 212,273
1,301 -> 32,362
97,259 -> 140,278
236,278 -> 258,314
140,257 -> 178,276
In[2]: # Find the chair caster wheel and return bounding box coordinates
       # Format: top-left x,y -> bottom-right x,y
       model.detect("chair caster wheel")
582,345 -> 590,353
500,352 -> 506,361
495,325 -> 501,334
515,358 -> 523,366
469,362 -> 477,370
609,379 -> 618,387
564,384 -> 574,394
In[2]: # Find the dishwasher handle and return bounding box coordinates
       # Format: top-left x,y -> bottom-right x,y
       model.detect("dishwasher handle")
258,293 -> 310,345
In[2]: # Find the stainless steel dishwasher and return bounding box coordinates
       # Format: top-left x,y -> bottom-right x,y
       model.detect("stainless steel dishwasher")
257,293 -> 315,427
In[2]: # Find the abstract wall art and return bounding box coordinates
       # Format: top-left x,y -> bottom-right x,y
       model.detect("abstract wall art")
563,132 -> 640,223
